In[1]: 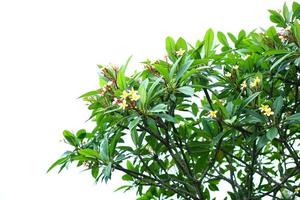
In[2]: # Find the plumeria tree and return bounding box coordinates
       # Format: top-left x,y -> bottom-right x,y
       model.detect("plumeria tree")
49,2 -> 300,200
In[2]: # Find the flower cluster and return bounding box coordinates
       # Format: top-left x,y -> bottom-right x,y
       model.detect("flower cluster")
259,104 -> 274,116
278,26 -> 291,42
113,88 -> 140,110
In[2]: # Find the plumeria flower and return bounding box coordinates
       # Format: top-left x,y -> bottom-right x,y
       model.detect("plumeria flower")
250,76 -> 261,88
295,187 -> 300,194
225,72 -> 232,77
264,108 -> 274,116
233,65 -> 239,70
112,97 -> 119,105
209,110 -> 218,118
131,93 -> 140,101
241,80 -> 247,90
129,88 -> 141,101
119,100 -> 128,110
259,104 -> 269,112
176,48 -> 185,56
259,104 -> 274,116
121,90 -> 129,99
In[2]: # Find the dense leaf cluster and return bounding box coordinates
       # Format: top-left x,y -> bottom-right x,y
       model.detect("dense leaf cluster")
49,3 -> 300,200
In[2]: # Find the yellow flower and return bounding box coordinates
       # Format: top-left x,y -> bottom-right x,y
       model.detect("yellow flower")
259,104 -> 274,117
250,76 -> 261,88
259,104 -> 269,112
209,110 -> 218,118
254,76 -> 261,84
241,80 -> 247,90
295,187 -> 300,194
176,48 -> 185,56
129,88 -> 137,95
233,65 -> 239,70
264,108 -> 274,116
225,72 -> 232,77
121,90 -> 129,99
131,93 -> 140,101
129,88 -> 140,101
119,100 -> 128,110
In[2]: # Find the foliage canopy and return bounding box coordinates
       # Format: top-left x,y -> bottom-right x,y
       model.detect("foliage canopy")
49,3 -> 300,200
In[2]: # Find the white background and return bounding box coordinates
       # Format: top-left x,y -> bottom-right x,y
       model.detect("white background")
0,0 -> 294,199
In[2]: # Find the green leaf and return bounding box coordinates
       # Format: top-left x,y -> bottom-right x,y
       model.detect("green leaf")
292,2 -> 300,19
130,128 -> 138,146
266,127 -> 278,141
63,130 -> 79,147
91,166 -> 99,179
273,96 -> 283,116
76,129 -> 86,140
269,10 -> 286,27
126,160 -> 135,170
129,117 -> 141,131
100,138 -> 109,162
165,36 -> 176,62
153,64 -> 170,82
103,162 -> 112,183
47,156 -> 69,173
217,31 -> 229,47
176,58 -> 194,81
191,103 -> 199,116
257,135 -> 269,149
150,104 -> 167,113
148,77 -> 162,99
283,3 -> 290,22
204,28 -> 214,57
187,141 -> 211,154
292,20 -> 300,46
177,86 -> 194,96
117,56 -> 132,90
175,37 -> 187,50
227,32 -> 237,44
138,79 -> 149,105
99,76 -> 107,87
158,113 -> 176,123
78,149 -> 100,159
212,131 -> 226,146
270,53 -> 293,71
238,92 -> 261,113
79,90 -> 99,98
286,113 -> 300,122
169,57 -> 182,79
